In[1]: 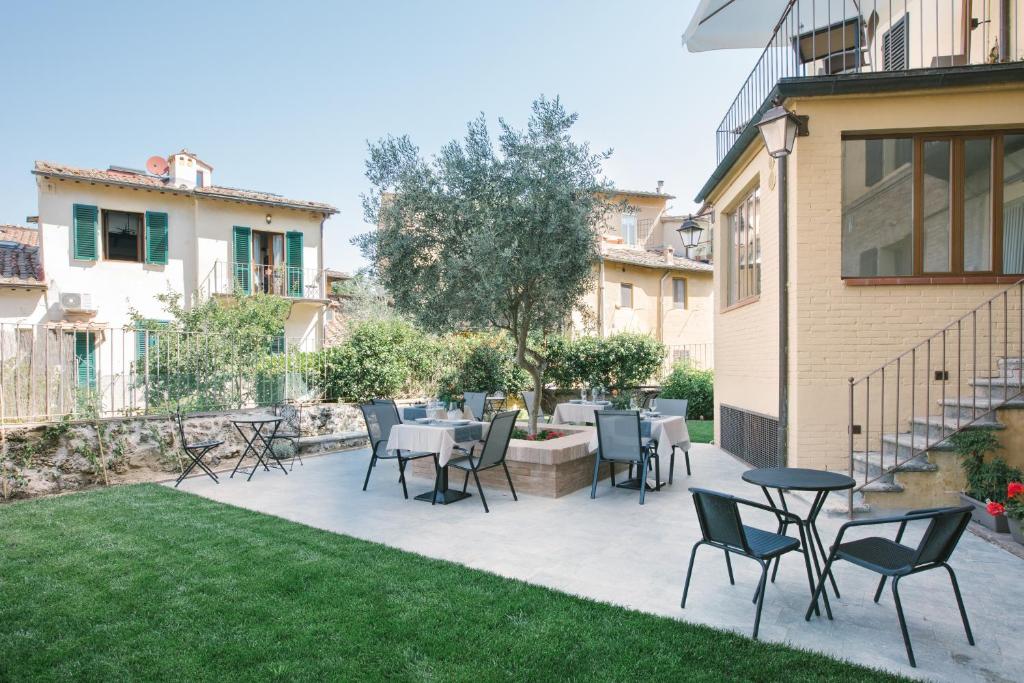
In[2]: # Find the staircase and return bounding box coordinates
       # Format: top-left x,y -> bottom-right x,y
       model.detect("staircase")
847,281 -> 1024,512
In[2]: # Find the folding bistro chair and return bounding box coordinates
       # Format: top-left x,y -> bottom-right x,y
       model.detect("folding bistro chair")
463,392 -> 487,421
172,413 -> 223,487
591,410 -> 660,505
682,487 -> 824,639
268,402 -> 304,471
448,410 -> 519,513
804,506 -> 975,667
655,398 -> 690,482
359,403 -> 436,499
521,390 -> 551,424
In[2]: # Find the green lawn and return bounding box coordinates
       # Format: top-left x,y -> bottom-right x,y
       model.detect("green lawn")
688,419 -> 714,444
0,485 -> 902,682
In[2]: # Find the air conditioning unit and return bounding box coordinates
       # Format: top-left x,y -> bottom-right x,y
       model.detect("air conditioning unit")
61,292 -> 96,313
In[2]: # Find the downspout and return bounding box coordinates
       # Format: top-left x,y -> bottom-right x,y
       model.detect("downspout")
657,269 -> 671,343
999,0 -> 1011,61
597,256 -> 606,336
318,211 -> 328,349
778,155 -> 789,467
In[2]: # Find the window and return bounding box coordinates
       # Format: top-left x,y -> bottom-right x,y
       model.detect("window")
196,170 -> 205,187
73,331 -> 96,390
725,187 -> 760,306
842,132 -> 1024,278
672,278 -> 687,308
620,283 -> 633,308
102,210 -> 144,261
621,214 -> 637,246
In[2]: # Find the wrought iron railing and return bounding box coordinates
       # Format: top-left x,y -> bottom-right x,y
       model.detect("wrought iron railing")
847,280 -> 1024,509
715,0 -> 1023,165
205,261 -> 325,300
665,343 -> 714,371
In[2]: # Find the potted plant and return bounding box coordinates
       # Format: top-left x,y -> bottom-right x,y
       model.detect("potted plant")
949,429 -> 1022,533
1000,482 -> 1024,544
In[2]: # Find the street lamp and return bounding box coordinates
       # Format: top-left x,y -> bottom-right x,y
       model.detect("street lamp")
755,105 -> 807,158
676,216 -> 703,254
754,103 -> 807,469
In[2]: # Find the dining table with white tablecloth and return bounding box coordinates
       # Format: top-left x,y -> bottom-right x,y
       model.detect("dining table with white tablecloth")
551,401 -> 612,425
586,414 -> 690,460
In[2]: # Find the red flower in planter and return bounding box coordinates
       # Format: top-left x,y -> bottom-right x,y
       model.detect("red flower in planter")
987,501 -> 1006,517
1008,482 -> 1024,499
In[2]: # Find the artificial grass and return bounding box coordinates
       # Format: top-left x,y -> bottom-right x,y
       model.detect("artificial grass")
688,419 -> 714,444
0,485 -> 904,682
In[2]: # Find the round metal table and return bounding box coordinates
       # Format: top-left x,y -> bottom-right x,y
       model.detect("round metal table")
742,467 -> 855,600
229,417 -> 285,481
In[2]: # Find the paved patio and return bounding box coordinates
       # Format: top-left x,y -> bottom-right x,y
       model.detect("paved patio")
174,444 -> 1022,682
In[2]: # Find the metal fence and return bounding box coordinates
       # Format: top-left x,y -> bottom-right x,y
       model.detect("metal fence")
716,0 -> 1024,165
666,343 -> 714,371
0,323 -> 327,426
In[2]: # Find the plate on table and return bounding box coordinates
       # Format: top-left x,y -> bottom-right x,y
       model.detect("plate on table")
645,412 -> 662,418
595,400 -> 612,406
569,399 -> 584,404
415,418 -> 435,424
443,419 -> 471,426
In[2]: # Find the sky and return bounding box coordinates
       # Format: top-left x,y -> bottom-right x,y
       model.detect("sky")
0,0 -> 759,272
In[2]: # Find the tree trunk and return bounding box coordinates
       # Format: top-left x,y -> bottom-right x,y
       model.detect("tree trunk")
527,368 -> 544,435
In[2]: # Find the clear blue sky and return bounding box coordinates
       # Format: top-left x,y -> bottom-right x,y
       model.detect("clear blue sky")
0,0 -> 758,271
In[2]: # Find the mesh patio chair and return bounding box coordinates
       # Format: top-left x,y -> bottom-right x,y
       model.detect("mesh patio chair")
172,413 -> 223,488
521,390 -> 550,424
359,403 -> 436,499
804,505 -> 975,667
655,398 -> 689,482
463,392 -> 487,421
268,402 -> 304,471
448,410 -> 519,513
682,487 -> 824,639
372,398 -> 402,422
591,410 -> 660,505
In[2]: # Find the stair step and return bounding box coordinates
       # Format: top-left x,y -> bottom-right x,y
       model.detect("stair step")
909,415 -> 1003,439
940,395 -> 1024,420
854,448 -> 938,472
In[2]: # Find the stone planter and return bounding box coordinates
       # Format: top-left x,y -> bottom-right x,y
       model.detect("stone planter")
1009,517 -> 1024,545
959,492 -> 1009,533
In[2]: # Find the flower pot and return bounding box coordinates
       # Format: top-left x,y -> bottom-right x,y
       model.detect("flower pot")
959,492 -> 1009,533
1009,517 -> 1024,545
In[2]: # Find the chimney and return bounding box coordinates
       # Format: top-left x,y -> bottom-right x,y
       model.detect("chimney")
664,245 -> 675,264
656,180 -> 664,194
167,149 -> 213,189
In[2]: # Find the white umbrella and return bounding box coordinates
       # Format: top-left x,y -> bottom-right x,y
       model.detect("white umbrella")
682,0 -> 872,52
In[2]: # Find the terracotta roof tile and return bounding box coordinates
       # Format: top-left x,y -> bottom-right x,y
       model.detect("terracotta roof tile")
0,225 -> 45,286
33,161 -> 338,214
603,246 -> 713,273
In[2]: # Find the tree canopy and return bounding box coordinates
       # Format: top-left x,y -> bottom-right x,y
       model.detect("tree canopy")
358,96 -> 613,431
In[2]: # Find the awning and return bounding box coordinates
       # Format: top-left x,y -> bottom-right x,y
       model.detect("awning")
682,0 -> 871,52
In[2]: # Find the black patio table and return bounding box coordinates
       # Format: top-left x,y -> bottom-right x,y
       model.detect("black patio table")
741,467 -> 855,599
230,417 -> 285,481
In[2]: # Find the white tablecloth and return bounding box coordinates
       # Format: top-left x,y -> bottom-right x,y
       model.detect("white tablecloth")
385,421 -> 489,466
551,402 -> 610,424
586,415 -> 690,460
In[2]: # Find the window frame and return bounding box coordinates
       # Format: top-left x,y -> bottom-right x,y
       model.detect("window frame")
672,277 -> 688,309
724,185 -> 761,308
620,213 -> 638,246
620,282 -> 633,309
843,130 -> 1022,283
101,209 -> 145,262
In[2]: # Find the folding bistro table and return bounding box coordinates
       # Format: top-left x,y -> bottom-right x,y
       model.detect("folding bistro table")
230,416 -> 285,481
741,467 -> 855,599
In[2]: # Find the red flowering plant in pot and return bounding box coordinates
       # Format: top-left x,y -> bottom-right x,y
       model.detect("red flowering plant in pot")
950,429 -> 1021,533
1001,482 -> 1024,545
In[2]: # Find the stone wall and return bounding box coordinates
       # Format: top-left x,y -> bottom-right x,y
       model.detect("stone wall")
0,402 -> 365,501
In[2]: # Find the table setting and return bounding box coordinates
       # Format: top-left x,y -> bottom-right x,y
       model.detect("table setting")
385,418 -> 490,504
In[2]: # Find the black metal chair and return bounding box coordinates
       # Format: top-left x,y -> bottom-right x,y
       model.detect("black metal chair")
372,398 -> 402,422
591,410 -> 660,505
268,402 -> 304,471
682,487 -> 825,639
359,403 -> 436,499
654,398 -> 689,482
521,390 -> 551,424
804,505 -> 975,667
448,410 -> 519,513
463,391 -> 487,421
172,413 -> 223,487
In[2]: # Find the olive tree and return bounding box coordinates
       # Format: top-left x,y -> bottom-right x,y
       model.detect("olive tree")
358,96 -> 612,433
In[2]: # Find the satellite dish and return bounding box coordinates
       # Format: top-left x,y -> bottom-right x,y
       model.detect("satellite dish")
146,156 -> 169,176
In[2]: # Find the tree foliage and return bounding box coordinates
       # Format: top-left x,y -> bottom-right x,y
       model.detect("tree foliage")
358,96 -> 613,432
544,334 -> 665,390
659,363 -> 714,420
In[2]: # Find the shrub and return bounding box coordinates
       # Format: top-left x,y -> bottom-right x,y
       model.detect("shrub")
949,429 -> 1022,503
437,333 -> 529,403
659,363 -> 714,420
543,333 -> 665,390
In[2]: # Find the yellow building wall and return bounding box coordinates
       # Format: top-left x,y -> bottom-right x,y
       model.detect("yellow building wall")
710,82 -> 1024,470
599,194 -> 669,248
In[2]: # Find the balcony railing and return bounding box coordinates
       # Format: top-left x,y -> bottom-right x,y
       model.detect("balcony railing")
205,261 -> 326,300
716,0 -> 1023,165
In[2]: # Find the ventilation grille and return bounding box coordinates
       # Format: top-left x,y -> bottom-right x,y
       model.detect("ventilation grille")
882,14 -> 909,71
720,404 -> 779,468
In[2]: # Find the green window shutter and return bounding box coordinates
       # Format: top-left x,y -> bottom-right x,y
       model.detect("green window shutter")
135,329 -> 147,364
145,211 -> 169,265
72,204 -> 99,260
232,226 -> 252,295
75,331 -> 96,389
285,231 -> 304,297
269,332 -> 285,355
